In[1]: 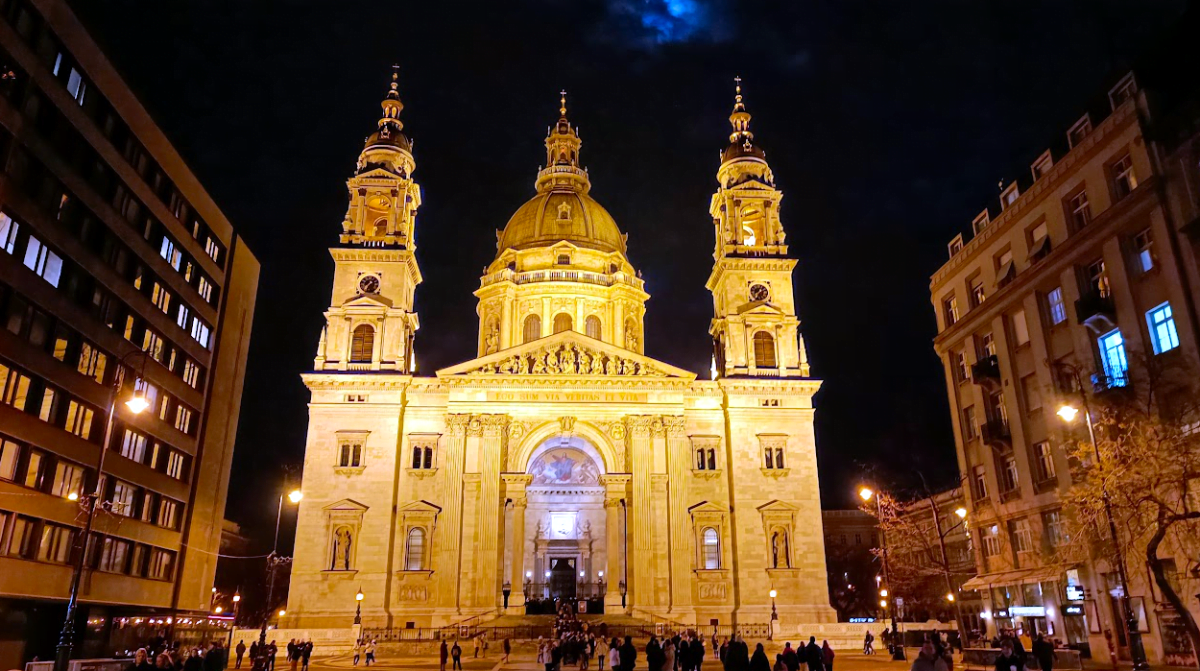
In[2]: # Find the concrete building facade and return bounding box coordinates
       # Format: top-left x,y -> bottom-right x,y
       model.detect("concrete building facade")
286,79 -> 836,630
0,0 -> 259,664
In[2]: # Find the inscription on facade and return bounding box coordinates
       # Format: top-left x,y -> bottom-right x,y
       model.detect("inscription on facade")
488,391 -> 648,403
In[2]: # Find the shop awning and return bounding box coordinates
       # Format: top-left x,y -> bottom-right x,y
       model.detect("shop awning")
960,565 -> 1067,591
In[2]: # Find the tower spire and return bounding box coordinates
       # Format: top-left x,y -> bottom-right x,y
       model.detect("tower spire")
560,89 -> 568,118
728,75 -> 753,146
379,64 -> 404,133
537,89 -> 588,194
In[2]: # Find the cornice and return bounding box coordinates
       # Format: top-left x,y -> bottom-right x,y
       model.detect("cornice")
717,378 -> 822,395
303,373 -> 414,391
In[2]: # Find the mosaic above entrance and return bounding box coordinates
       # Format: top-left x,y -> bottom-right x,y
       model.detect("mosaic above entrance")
529,447 -> 601,485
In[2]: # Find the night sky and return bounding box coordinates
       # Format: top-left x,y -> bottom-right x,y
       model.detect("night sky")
74,0 -> 1186,553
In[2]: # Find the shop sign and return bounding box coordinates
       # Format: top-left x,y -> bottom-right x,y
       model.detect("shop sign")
994,608 -> 1010,618
849,617 -> 877,623
1010,606 -> 1047,617
1063,605 -> 1085,616
1065,568 -> 1085,601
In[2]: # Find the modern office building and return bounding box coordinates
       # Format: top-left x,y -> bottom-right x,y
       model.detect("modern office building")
930,65 -> 1200,663
0,0 -> 259,664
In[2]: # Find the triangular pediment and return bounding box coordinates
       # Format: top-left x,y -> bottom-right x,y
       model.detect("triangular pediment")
341,293 -> 395,309
688,500 -> 728,515
756,500 -> 799,513
436,330 -> 696,380
737,301 -> 785,316
356,167 -> 403,181
324,498 -> 369,512
398,500 -> 442,514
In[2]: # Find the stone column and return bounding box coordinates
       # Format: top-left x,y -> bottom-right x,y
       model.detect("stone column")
663,415 -> 693,614
602,474 -> 630,611
439,414 -> 471,611
652,473 -> 670,608
503,474 -> 532,609
626,416 -> 655,610
475,415 -> 508,608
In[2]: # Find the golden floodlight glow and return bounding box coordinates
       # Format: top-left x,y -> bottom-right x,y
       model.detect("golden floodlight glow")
288,489 -> 304,504
880,588 -> 888,597
769,590 -> 777,599
233,594 -> 241,603
858,487 -> 874,502
880,600 -> 887,608
214,606 -> 223,614
1057,405 -> 1080,422
947,593 -> 956,602
279,609 -> 286,617
356,590 -> 364,601
955,507 -> 968,519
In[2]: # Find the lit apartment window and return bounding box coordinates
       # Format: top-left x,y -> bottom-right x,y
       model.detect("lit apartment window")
1067,116 -> 1092,148
182,360 -> 201,388
23,236 -> 63,287
1069,190 -> 1091,229
6,516 -> 36,558
1046,287 -> 1067,325
405,528 -> 425,571
0,438 -> 19,481
943,295 -> 959,326
37,523 -> 74,563
53,53 -> 87,106
1001,457 -> 1019,493
142,330 -> 164,361
140,493 -> 156,523
1011,518 -> 1033,553
1147,303 -> 1179,355
955,352 -> 969,383
151,282 -> 171,314
166,450 -> 186,479
190,319 -> 211,348
148,548 -> 175,580
65,400 -> 93,440
76,343 -> 107,384
159,238 -> 182,270
157,498 -> 179,529
0,212 -> 17,253
98,537 -> 131,573
38,387 -> 56,421
1133,229 -> 1154,273
176,304 -> 190,330
1044,510 -> 1069,547
962,406 -> 978,440
198,276 -> 213,302
1112,153 -> 1138,199
1086,259 -> 1110,296
972,465 -> 988,500
702,528 -> 721,569
981,525 -> 1001,557
1011,309 -> 1029,346
121,429 -> 148,462
979,332 -> 996,358
1098,329 -> 1129,387
204,237 -> 221,263
970,278 -> 986,308
174,405 -> 193,434
1034,441 -> 1056,481
1,363 -> 32,411
22,449 -> 45,489
52,461 -> 85,499
111,481 -> 137,517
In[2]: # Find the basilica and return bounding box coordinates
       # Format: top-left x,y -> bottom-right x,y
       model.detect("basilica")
285,71 -> 836,629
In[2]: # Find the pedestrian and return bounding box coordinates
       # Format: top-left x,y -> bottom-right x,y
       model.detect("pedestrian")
538,639 -> 552,671
451,640 -> 463,671
235,642 -> 246,670
882,628 -> 892,655
301,641 -> 313,671
440,641 -> 449,671
128,649 -> 154,671
863,632 -> 874,656
267,642 -> 278,671
474,635 -> 481,659
910,640 -> 949,671
732,636 -> 750,671
619,636 -> 637,671
607,639 -> 620,671
287,641 -> 298,671
781,643 -> 798,671
773,655 -> 785,671
352,641 -> 362,667
184,649 -> 204,671
663,639 -> 675,671
365,640 -> 376,667
1031,635 -> 1054,671
750,645 -> 770,671
206,642 -> 228,671
597,637 -> 610,671
804,638 -> 823,671
821,642 -> 834,671
503,638 -> 512,664
994,641 -> 1024,671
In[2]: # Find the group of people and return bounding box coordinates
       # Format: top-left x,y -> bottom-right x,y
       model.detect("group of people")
351,639 -> 377,666
990,629 -> 1059,671
123,641 -> 229,671
755,638 -> 834,671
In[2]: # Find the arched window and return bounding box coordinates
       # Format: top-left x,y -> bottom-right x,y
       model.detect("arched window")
350,325 -> 375,363
753,331 -> 776,368
702,528 -> 720,569
523,315 -> 542,344
585,316 -> 602,340
372,218 -> 388,236
405,528 -> 425,571
553,313 -> 573,334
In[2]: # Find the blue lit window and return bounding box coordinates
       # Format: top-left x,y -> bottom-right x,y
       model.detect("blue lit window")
1098,329 -> 1128,387
1146,303 -> 1179,354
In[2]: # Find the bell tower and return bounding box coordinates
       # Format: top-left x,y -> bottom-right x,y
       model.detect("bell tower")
314,67 -> 422,372
706,78 -> 810,378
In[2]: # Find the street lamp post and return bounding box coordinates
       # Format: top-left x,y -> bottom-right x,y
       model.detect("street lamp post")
860,486 -> 905,661
354,589 -> 364,625
227,592 -> 242,650
55,355 -> 149,671
769,589 -> 778,641
930,498 -> 970,644
1057,364 -> 1149,671
253,488 -> 302,671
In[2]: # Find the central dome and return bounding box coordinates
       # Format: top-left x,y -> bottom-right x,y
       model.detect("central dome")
497,189 -> 626,256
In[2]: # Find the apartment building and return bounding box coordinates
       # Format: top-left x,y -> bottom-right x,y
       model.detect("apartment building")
930,67 -> 1200,663
0,0 -> 258,664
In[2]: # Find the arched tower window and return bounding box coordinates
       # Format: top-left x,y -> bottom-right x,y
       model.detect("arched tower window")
350,325 -> 375,363
553,313 -> 573,334
585,316 -> 602,340
753,331 -> 776,368
702,527 -> 720,569
405,528 -> 425,571
523,315 -> 542,344
372,218 -> 387,237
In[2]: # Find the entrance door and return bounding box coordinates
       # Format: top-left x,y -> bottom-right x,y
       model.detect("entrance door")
550,558 -> 577,599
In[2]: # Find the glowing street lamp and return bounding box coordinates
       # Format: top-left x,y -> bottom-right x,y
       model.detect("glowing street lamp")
880,588 -> 888,598
768,589 -> 778,640
858,487 -> 874,502
354,589 -> 364,626
946,593 -> 956,602
288,489 -> 304,504
214,606 -> 224,614
1056,404 -> 1080,423
955,507 -> 967,519
125,393 -> 150,415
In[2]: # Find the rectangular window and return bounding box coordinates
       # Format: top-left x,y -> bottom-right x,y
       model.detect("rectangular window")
970,278 -> 986,308
955,352 -> 969,383
22,236 -> 63,287
182,359 -> 200,388
980,332 -> 996,358
159,238 -> 181,270
140,492 -> 156,523
1112,153 -> 1138,199
77,342 -> 107,384
1031,152 -> 1053,181
1134,229 -> 1154,273
23,449 -> 45,489
1012,309 -> 1029,346
151,282 -> 171,313
1,365 -> 32,411
37,523 -> 75,563
0,438 -> 19,481
972,465 -> 988,500
1001,457 -> 1019,493
142,330 -> 164,361
52,461 -> 84,499
204,236 -> 221,263
190,319 -> 210,348
157,499 -> 179,529
1147,302 -> 1180,355
1047,287 -> 1067,325
1086,259 -> 1110,297
98,537 -> 131,573
1069,191 -> 1091,229
147,548 -> 174,580
962,406 -> 978,440
120,429 -> 148,462
176,304 -> 190,330
943,295 -> 959,326
173,405 -> 193,434
65,400 -> 94,440
1011,518 -> 1033,554
1099,329 -> 1129,387
111,481 -> 136,517
1044,510 -> 1069,547
166,450 -> 186,479
38,387 -> 57,421
129,545 -> 148,577
339,442 -> 363,468
1034,441 -> 1056,481
981,525 -> 1001,557
197,276 -> 213,302
64,67 -> 87,105
0,212 -> 18,253
1067,116 -> 1092,148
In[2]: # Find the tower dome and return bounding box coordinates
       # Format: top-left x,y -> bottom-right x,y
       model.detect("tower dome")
495,92 -> 627,257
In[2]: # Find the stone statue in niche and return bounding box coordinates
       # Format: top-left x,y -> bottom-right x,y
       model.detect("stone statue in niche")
625,323 -> 639,350
484,322 -> 499,354
771,530 -> 790,568
332,526 -> 353,570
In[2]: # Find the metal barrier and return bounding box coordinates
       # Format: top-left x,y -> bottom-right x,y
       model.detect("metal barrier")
27,659 -> 132,671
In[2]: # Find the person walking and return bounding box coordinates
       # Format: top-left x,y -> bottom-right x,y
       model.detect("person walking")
749,645 -> 770,671
451,640 -> 463,671
503,638 -> 512,664
440,641 -> 449,671
234,642 -> 246,670
1031,635 -> 1053,671
994,641 -> 1024,671
910,640 -> 949,671
662,639 -> 675,671
821,642 -> 834,671
619,636 -> 637,671
863,632 -> 874,655
607,639 -> 621,671
352,641 -> 362,667
267,642 -> 278,671
781,643 -> 798,671
803,638 -> 823,671
366,640 -> 377,667
287,641 -> 298,671
597,637 -> 610,671
473,635 -> 481,659
301,642 -> 313,671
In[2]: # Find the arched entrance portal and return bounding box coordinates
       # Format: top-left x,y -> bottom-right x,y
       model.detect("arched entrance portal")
516,435 -> 609,613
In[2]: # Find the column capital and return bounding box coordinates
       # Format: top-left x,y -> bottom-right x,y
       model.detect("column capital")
662,415 -> 686,436
600,473 -> 631,489
446,413 -> 472,436
481,413 -> 510,437
624,415 -> 655,437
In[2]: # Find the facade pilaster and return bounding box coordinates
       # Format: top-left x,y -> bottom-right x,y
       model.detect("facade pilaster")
502,473 -> 531,609
651,472 -> 670,608
602,474 -> 631,610
625,415 -> 655,608
439,414 -> 471,611
474,414 -> 509,608
663,415 -> 693,614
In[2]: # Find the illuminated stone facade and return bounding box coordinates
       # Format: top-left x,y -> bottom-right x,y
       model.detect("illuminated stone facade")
287,76 -> 834,629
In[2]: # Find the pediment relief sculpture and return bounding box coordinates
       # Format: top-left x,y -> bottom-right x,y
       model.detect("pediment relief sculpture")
471,342 -> 663,377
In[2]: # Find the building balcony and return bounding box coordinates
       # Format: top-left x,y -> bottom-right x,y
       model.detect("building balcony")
971,355 -> 1001,389
1075,290 -> 1117,333
981,419 -> 1012,449
1091,372 -> 1130,395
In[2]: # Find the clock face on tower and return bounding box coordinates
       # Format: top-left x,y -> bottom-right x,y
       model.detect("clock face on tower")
749,283 -> 770,302
358,275 -> 380,295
